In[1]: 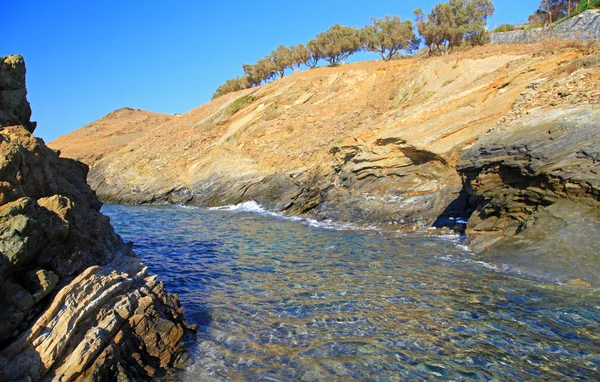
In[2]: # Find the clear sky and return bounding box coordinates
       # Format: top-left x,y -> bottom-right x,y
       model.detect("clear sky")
4,0 -> 540,142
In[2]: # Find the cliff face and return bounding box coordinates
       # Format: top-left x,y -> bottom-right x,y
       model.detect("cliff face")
0,56 -> 193,381
457,55 -> 600,285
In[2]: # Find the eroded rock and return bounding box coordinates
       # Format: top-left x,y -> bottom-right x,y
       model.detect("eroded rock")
458,106 -> 600,285
0,55 -> 35,133
0,55 -> 193,380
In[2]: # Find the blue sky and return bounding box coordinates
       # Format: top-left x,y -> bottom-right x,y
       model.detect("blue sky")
4,0 -> 540,142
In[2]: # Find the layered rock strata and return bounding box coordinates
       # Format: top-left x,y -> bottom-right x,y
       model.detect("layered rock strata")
0,55 -> 193,381
458,106 -> 600,285
51,44 -> 598,228
49,44 -> 600,283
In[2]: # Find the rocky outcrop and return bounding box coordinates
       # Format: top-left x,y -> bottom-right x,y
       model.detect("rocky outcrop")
48,44 -> 600,282
458,106 -> 600,285
0,56 -> 193,381
455,50 -> 600,285
0,55 -> 35,133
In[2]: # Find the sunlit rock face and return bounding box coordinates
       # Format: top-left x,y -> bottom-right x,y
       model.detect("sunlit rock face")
0,55 -> 194,381
50,44 -> 599,232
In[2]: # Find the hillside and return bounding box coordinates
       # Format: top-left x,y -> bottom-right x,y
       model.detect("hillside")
50,43 -> 597,221
50,43 -> 600,283
50,107 -> 174,167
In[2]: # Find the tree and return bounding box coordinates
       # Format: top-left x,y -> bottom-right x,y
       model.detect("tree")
529,0 -> 582,25
306,39 -> 324,68
243,56 -> 278,86
364,15 -> 418,60
290,44 -> 310,72
270,45 -> 294,78
414,0 -> 495,54
310,24 -> 363,66
212,76 -> 252,99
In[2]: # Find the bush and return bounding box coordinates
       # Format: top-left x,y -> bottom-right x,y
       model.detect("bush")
493,23 -> 516,32
576,0 -> 600,13
225,95 -> 255,116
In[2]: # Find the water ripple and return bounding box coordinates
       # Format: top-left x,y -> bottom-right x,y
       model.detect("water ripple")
103,204 -> 600,381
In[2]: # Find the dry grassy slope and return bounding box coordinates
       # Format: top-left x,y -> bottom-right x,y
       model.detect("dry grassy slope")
49,107 -> 174,166
51,43 -> 598,227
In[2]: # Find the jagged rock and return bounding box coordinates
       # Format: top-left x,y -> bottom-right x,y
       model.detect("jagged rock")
0,55 -> 35,133
0,56 -> 193,380
458,106 -> 600,285
23,268 -> 59,302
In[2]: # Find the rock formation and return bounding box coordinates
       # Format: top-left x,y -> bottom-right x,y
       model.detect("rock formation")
457,63 -> 600,285
49,43 -> 600,284
0,55 -> 193,380
0,55 -> 36,133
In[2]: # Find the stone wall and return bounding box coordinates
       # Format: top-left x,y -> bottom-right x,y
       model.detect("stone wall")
491,10 -> 600,44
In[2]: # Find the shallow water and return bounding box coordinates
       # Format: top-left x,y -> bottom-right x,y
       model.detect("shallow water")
103,204 -> 600,381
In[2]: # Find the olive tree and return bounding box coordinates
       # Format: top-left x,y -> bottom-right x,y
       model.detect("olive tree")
364,15 -> 418,60
290,44 -> 310,72
415,0 -> 495,54
212,76 -> 252,99
270,45 -> 294,78
310,24 -> 363,66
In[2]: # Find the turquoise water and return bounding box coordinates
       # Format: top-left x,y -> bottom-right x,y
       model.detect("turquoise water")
103,204 -> 600,381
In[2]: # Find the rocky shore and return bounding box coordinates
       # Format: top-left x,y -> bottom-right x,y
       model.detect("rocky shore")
50,43 -> 600,285
0,55 -> 194,380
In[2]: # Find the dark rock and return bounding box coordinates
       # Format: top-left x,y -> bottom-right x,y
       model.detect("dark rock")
458,106 -> 600,285
0,55 -> 35,132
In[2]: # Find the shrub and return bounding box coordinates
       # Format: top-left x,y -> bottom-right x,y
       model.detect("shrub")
493,23 -> 516,32
225,95 -> 255,116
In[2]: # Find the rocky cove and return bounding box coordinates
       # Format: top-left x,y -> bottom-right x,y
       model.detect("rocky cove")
0,40 -> 599,382
51,42 -> 600,286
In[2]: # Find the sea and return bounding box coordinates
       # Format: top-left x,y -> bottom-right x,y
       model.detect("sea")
103,203 -> 600,381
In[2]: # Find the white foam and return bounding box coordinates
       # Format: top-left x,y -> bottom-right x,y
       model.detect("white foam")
436,254 -> 500,272
208,201 -> 378,232
209,200 -> 272,214
175,205 -> 201,210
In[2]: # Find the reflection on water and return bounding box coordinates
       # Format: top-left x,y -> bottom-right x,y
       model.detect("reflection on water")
103,204 -> 600,381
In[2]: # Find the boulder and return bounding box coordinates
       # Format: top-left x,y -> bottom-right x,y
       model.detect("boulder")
0,55 -> 35,132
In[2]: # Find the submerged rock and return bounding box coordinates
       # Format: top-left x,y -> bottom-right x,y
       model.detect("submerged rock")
0,55 -> 193,380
